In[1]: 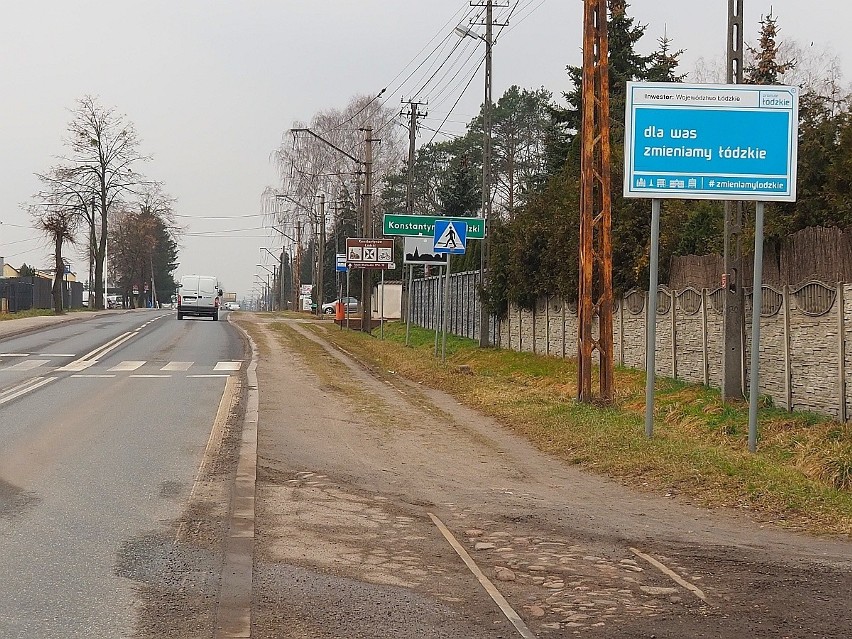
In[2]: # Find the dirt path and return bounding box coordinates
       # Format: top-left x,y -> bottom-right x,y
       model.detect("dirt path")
245,315 -> 852,638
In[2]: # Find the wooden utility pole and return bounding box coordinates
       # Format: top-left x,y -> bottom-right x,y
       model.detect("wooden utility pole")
722,0 -> 745,401
578,0 -> 614,403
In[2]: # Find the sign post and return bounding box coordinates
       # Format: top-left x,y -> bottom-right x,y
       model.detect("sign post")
433,220 -> 467,360
624,82 -> 798,447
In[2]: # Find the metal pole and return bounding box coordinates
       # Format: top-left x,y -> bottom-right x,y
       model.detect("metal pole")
748,201 -> 766,453
434,267 -> 442,357
405,265 -> 414,346
645,199 -> 662,438
442,256 -> 452,361
345,270 -> 351,329
722,0 -> 745,401
380,269 -> 385,340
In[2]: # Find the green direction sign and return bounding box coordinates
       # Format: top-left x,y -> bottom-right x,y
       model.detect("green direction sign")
383,214 -> 485,239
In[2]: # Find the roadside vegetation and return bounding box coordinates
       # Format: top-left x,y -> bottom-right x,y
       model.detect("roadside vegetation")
0,309 -> 66,321
303,320 -> 852,537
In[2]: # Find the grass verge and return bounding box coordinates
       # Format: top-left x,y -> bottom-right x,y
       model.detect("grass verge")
303,319 -> 852,537
0,309 -> 64,321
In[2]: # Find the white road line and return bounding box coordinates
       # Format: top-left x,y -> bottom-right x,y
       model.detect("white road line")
129,374 -> 172,378
629,547 -> 709,603
0,353 -> 29,357
0,377 -> 57,405
108,361 -> 146,372
187,374 -> 232,378
78,332 -> 133,361
0,378 -> 46,398
214,361 -> 242,371
2,359 -> 50,371
56,360 -> 97,372
71,374 -> 117,378
161,361 -> 193,371
38,353 -> 76,357
428,513 -> 537,639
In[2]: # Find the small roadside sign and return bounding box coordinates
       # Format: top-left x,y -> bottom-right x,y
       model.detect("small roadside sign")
403,236 -> 447,265
345,238 -> 395,269
335,253 -> 348,272
433,220 -> 466,254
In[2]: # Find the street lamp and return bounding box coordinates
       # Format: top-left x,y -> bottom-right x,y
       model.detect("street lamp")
261,247 -> 282,309
257,264 -> 276,311
455,5 -> 495,348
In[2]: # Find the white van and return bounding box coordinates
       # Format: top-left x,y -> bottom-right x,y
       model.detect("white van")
177,275 -> 223,321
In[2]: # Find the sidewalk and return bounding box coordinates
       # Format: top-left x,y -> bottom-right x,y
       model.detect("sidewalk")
0,310 -> 126,340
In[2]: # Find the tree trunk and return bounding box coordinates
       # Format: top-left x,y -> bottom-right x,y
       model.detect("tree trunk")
53,235 -> 64,314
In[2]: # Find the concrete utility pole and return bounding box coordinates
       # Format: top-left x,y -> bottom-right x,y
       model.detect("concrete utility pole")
295,221 -> 302,311
316,193 -> 326,315
722,0 -> 745,401
360,127 -> 374,333
403,100 -> 426,345
477,0 -> 495,348
403,101 -> 426,215
578,0 -> 615,403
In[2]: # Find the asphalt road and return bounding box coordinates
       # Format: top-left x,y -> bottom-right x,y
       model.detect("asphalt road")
0,310 -> 245,638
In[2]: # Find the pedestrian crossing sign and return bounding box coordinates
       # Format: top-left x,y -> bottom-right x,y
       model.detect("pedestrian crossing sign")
433,219 -> 467,254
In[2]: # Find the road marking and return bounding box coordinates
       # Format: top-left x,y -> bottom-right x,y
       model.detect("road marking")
0,377 -> 57,405
129,374 -> 172,378
162,361 -> 193,371
0,353 -> 29,357
56,360 -> 97,372
629,547 -> 709,603
38,353 -> 76,357
108,360 -> 146,372
71,374 -> 116,378
428,512 -> 537,639
188,374 -> 232,378
2,359 -> 50,371
214,361 -> 242,371
78,331 -> 134,361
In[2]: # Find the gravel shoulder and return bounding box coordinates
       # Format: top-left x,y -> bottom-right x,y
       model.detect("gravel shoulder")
244,315 -> 852,639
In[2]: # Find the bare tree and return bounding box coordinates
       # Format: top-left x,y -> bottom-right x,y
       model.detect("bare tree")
30,201 -> 77,314
52,96 -> 150,309
268,94 -> 405,236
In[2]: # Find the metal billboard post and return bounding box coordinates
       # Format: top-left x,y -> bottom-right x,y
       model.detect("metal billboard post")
645,198 -> 662,438
442,255 -> 451,361
380,269 -> 385,340
624,82 -> 798,450
405,265 -> 413,346
434,267 -> 442,358
748,202 -> 766,453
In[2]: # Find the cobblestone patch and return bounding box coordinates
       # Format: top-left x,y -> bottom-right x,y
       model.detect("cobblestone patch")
441,504 -> 713,634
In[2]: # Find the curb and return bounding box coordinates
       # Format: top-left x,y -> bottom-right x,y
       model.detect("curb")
214,317 -> 259,638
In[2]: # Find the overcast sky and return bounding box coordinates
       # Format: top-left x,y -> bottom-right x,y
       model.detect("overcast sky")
2,1 -> 850,302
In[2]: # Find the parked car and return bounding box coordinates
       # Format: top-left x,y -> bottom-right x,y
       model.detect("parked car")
321,297 -> 359,314
223,301 -> 240,311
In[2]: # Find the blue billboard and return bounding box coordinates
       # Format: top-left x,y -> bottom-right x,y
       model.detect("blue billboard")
624,83 -> 798,201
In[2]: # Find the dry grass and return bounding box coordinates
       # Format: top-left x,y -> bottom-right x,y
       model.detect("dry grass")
301,320 -> 852,537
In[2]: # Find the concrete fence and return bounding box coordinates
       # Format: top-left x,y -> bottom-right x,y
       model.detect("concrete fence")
409,269 -> 499,344
409,273 -> 852,421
